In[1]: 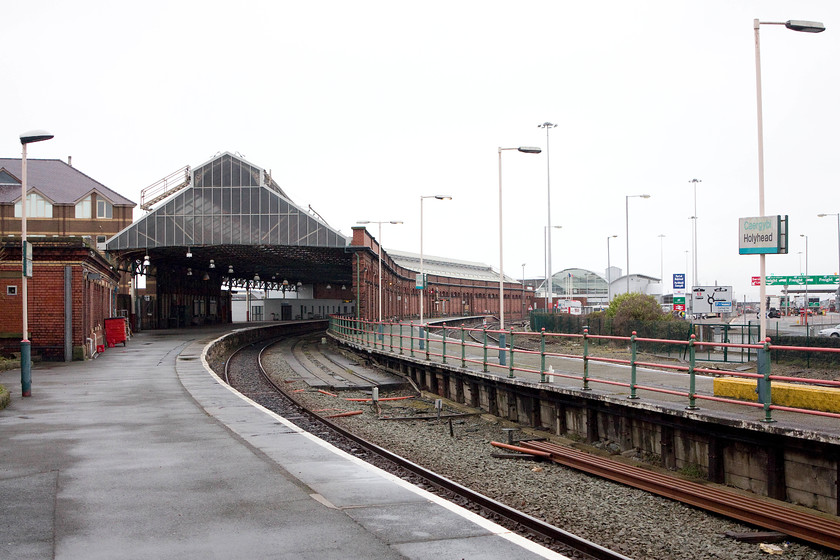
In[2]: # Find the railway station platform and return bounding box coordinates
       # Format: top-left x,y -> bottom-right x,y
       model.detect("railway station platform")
0,325 -> 565,560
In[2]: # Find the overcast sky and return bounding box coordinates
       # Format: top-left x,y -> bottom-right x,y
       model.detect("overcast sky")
5,1 -> 839,301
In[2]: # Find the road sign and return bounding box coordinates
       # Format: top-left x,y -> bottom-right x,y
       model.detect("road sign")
751,276 -> 760,286
673,274 -> 685,290
765,275 -> 839,286
692,286 -> 732,314
673,296 -> 685,305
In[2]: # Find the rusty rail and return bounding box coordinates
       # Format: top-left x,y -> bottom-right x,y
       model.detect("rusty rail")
517,440 -> 840,552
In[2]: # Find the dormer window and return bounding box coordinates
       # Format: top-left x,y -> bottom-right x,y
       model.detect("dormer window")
97,198 -> 113,219
15,193 -> 53,218
75,195 -> 92,218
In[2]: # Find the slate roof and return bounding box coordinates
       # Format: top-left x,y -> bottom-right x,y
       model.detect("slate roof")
0,158 -> 135,206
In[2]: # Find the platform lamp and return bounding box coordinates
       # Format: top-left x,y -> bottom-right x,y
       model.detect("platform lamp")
754,18 -> 825,341
19,130 -> 54,397
498,146 -> 541,366
357,220 -> 403,322
419,195 -> 451,325
817,213 -> 840,305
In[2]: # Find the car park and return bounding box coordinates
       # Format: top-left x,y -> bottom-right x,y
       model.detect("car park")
817,324 -> 840,337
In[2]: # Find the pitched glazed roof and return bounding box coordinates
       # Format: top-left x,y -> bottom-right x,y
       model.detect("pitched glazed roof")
387,249 -> 519,283
0,158 -> 135,206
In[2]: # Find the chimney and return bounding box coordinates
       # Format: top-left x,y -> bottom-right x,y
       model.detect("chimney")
68,156 -> 73,166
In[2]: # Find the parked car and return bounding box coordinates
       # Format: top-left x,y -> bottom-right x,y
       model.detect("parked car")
767,308 -> 781,318
817,324 -> 840,338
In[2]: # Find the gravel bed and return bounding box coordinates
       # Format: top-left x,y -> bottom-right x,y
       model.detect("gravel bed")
258,342 -> 837,560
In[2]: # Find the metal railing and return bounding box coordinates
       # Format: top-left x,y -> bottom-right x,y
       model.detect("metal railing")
328,316 -> 840,424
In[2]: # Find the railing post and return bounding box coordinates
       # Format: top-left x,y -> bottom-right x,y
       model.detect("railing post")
410,321 -> 415,357
425,326 -> 430,361
442,323 -> 447,364
629,331 -> 639,400
398,322 -> 404,355
419,325 -> 425,351
460,325 -> 466,368
758,337 -> 775,423
540,328 -> 547,383
582,328 -> 591,391
482,327 -> 488,372
686,334 -> 699,410
389,322 -> 394,352
366,321 -> 371,347
508,327 -> 515,378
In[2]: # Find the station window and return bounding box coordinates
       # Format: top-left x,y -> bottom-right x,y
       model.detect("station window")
75,195 -> 92,218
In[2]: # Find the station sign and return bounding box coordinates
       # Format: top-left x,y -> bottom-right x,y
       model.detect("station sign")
738,215 -> 788,255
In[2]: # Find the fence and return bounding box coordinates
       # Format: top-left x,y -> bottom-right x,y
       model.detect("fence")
329,316 -> 840,424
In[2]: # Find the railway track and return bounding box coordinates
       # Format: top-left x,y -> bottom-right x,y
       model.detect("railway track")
223,335 -> 631,560
223,332 -> 840,557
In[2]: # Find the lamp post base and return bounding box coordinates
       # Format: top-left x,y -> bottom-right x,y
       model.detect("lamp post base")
21,340 -> 31,397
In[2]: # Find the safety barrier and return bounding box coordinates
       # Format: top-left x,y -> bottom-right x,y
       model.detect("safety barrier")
329,316 -> 840,423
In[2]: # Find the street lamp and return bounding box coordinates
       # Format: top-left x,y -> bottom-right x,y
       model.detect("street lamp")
658,234 -> 666,302
606,235 -> 617,302
538,122 -> 557,316
498,146 -> 541,331
19,129 -> 54,397
625,194 -> 651,295
817,213 -> 840,304
419,195 -> 451,325
544,225 -> 562,310
754,17 -> 825,341
801,234 -> 809,332
689,179 -> 701,287
356,220 -> 403,322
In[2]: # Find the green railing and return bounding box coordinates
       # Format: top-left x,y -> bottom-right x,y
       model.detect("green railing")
328,315 -> 840,424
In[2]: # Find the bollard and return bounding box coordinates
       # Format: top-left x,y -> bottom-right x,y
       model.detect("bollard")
540,328 -> 547,383
442,323 -> 447,364
686,334 -> 699,410
628,331 -> 639,400
508,327 -> 515,378
482,327 -> 488,372
498,332 -> 507,366
582,328 -> 591,391
757,338 -> 775,423
460,325 -> 466,367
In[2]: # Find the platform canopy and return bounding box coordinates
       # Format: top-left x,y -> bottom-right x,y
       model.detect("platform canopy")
106,152 -> 352,287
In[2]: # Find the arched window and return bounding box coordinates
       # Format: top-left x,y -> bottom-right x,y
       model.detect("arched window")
15,193 -> 53,218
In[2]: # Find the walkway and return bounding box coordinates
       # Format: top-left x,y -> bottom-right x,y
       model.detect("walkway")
0,325 -> 565,560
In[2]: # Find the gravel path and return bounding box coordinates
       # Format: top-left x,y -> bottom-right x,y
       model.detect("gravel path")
260,342 -> 838,560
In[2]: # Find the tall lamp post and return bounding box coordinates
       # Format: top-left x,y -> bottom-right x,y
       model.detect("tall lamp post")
544,225 -> 562,310
19,130 -> 54,397
754,18 -> 825,341
689,179 -> 701,287
498,146 -> 541,330
658,234 -> 666,302
419,195 -> 451,325
817,212 -> 840,306
606,234 -> 617,302
538,122 -> 557,315
801,234 -> 809,332
625,194 -> 651,295
356,220 -> 403,322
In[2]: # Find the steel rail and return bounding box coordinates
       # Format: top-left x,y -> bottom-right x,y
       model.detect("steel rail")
245,337 -> 631,560
519,440 -> 840,552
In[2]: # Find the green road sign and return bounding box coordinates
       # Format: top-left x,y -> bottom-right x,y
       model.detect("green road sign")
766,275 -> 839,286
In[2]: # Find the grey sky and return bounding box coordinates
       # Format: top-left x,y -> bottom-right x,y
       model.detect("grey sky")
5,1 -> 839,301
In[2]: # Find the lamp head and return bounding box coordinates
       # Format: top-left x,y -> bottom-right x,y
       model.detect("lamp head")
434,195 -> 452,200
20,130 -> 54,145
785,20 -> 825,33
517,146 -> 542,154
